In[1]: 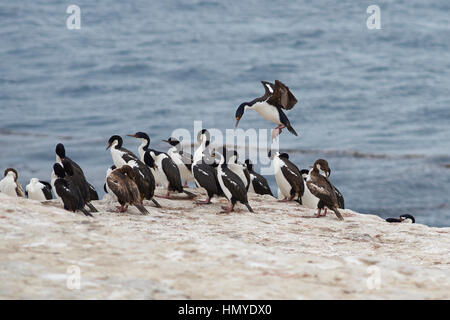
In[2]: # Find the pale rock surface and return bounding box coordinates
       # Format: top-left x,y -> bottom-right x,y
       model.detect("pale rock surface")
0,189 -> 449,299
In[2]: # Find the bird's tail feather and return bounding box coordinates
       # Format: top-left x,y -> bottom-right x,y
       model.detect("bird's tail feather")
333,207 -> 344,221
80,208 -> 94,217
183,190 -> 196,199
151,198 -> 162,208
286,122 -> 298,136
86,202 -> 98,212
135,204 -> 149,215
245,202 -> 255,213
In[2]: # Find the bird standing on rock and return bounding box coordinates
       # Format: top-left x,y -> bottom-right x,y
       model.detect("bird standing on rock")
106,165 -> 149,214
306,159 -> 344,221
106,135 -> 161,208
0,168 -> 25,197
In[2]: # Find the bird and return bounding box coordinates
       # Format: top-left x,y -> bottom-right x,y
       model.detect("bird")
306,159 -> 344,220
215,147 -> 254,214
25,178 -> 52,200
55,143 -> 98,212
235,80 -> 298,141
228,150 -> 251,190
300,169 -> 319,209
301,165 -> 345,211
106,165 -> 149,215
125,132 -> 164,186
104,165 -> 118,203
61,159 -> 98,213
162,137 -> 195,187
106,135 -> 161,208
143,151 -> 196,199
52,163 -> 92,217
269,151 -> 304,203
127,132 -> 194,199
191,129 -> 224,204
244,159 -> 274,196
386,214 -> 415,224
0,168 -> 25,197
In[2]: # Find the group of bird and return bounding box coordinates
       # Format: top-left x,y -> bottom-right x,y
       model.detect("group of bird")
1,80 -> 348,220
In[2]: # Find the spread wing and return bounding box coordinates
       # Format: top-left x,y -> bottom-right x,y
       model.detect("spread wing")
267,80 -> 297,110
261,81 -> 275,97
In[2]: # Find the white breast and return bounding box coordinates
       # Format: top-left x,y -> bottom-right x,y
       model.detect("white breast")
217,168 -> 232,200
111,148 -> 128,168
273,157 -> 291,198
229,163 -> 247,187
26,182 -> 46,201
252,101 -> 281,125
0,176 -> 18,197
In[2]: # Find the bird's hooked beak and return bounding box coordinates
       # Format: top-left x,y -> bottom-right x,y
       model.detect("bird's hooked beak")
162,139 -> 169,143
126,134 -> 137,138
106,142 -> 112,150
235,103 -> 245,128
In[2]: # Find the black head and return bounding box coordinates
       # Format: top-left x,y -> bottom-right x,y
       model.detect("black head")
127,132 -> 150,141
162,137 -> 180,146
300,169 -> 309,175
61,159 -> 74,177
56,143 -> 66,159
244,159 -> 253,171
53,163 -> 66,179
197,129 -> 210,145
235,103 -> 247,127
107,135 -> 123,150
279,153 -> 289,160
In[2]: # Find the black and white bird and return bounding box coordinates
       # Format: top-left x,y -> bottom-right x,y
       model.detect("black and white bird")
228,151 -> 251,190
52,163 -> 92,217
55,144 -> 98,212
104,165 -> 118,202
301,165 -> 345,211
162,137 -> 195,187
191,129 -> 223,204
306,159 -> 344,220
215,147 -> 254,214
300,169 -> 319,209
244,159 -> 273,197
0,168 -> 25,197
125,132 -> 163,186
270,151 -> 304,203
386,214 -> 415,224
106,165 -> 149,215
236,80 -> 298,141
106,135 -> 161,208
128,132 -> 195,199
25,178 -> 52,200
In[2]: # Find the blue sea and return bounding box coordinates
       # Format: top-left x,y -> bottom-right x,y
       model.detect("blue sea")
1,1 -> 449,226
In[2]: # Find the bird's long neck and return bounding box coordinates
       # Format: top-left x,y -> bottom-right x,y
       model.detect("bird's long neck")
138,139 -> 149,160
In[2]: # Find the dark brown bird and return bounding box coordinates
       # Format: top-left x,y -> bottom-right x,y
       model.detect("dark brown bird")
306,159 -> 344,221
106,165 -> 149,215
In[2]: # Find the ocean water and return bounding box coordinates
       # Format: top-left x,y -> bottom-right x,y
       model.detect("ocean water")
1,1 -> 449,226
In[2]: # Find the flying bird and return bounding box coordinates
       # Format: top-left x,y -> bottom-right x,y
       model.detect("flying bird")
236,80 -> 298,141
